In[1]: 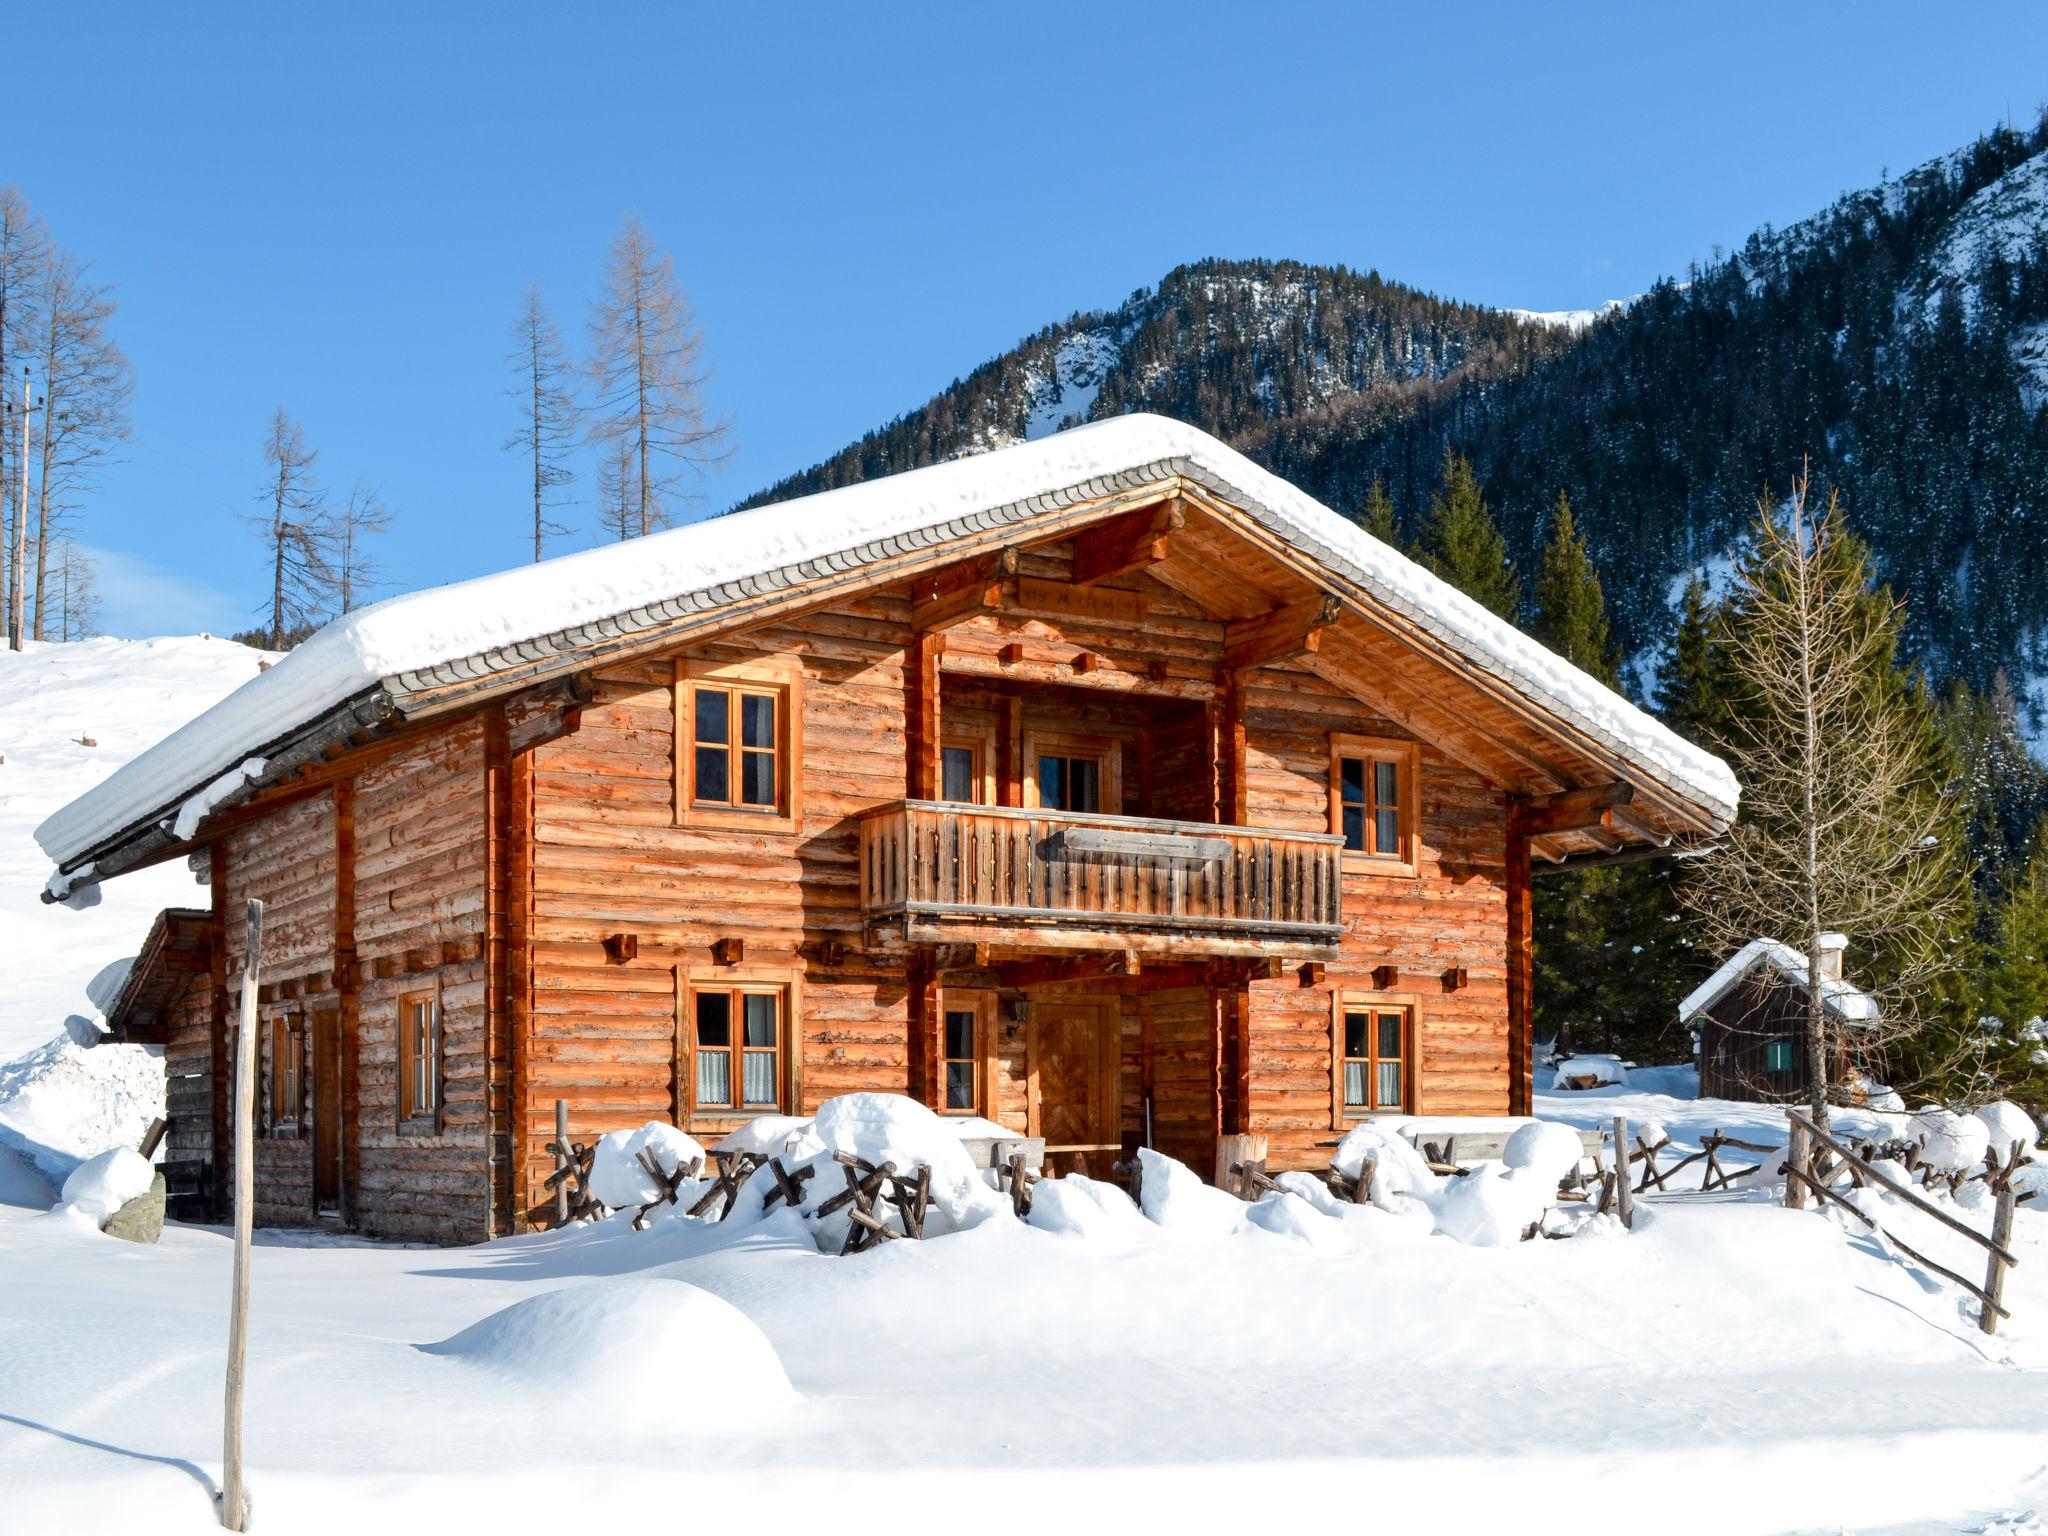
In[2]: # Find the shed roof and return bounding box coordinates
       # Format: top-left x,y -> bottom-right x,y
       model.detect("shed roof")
101,907 -> 212,1042
1678,937 -> 1879,1027
39,414 -> 1739,894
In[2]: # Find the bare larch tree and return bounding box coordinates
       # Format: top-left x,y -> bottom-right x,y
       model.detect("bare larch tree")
48,536 -> 97,640
30,251 -> 132,639
596,431 -> 642,544
241,409 -> 333,649
505,286 -> 577,561
332,480 -> 392,614
586,214 -> 728,537
1682,472 -> 1971,1126
0,187 -> 48,643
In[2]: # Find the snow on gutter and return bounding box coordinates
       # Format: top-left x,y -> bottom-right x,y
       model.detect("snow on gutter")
38,415 -> 1740,894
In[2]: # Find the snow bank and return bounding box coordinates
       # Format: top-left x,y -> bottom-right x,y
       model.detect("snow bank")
1331,1121 -> 1442,1212
1433,1164 -> 1564,1248
0,1032 -> 165,1186
1976,1100 -> 2039,1157
1551,1055 -> 1628,1089
1504,1120 -> 1586,1185
716,1115 -> 814,1158
0,1142 -> 53,1209
1027,1173 -> 1153,1247
590,1123 -> 707,1211
1136,1148 -> 1247,1237
422,1279 -> 797,1419
1912,1106 -> 1992,1172
58,1146 -> 154,1226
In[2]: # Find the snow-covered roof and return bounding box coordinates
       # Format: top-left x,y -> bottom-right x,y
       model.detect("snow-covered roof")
38,414 -> 1739,885
1678,937 -> 1879,1027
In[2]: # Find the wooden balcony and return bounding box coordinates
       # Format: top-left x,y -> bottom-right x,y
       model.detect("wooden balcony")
858,800 -> 1343,958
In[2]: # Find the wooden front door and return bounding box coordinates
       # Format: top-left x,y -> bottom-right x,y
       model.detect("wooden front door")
311,1011 -> 342,1216
1028,996 -> 1120,1177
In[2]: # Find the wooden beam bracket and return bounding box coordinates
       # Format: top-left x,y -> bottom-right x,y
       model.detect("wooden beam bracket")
1068,499 -> 1185,587
1223,592 -> 1343,673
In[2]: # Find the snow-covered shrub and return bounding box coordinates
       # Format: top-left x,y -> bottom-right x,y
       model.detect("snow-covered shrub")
1503,1120 -> 1585,1186
1975,1100 -> 2038,1157
1551,1054 -> 1628,1090
1911,1106 -> 1991,1172
1136,1147 -> 1247,1236
1841,1068 -> 1906,1114
422,1278 -> 797,1417
589,1123 -> 707,1211
58,1146 -> 154,1226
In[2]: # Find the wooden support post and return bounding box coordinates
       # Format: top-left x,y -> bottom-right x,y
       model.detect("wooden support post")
138,1115 -> 168,1160
1981,1181 -> 2019,1336
1785,1116 -> 1809,1210
1613,1116 -> 1634,1230
1504,827 -> 1532,1117
907,631 -> 943,801
1217,672 -> 1246,826
553,1099 -> 571,1228
220,897 -> 262,1532
1215,1132 -> 1267,1196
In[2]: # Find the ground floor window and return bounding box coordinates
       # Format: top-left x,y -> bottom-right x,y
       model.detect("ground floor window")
692,983 -> 786,1113
398,987 -> 443,1130
939,989 -> 993,1114
1333,995 -> 1413,1119
269,1015 -> 303,1134
1764,1039 -> 1795,1073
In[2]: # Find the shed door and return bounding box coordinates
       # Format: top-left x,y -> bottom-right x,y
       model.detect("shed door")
311,1012 -> 342,1215
1029,996 -> 1120,1177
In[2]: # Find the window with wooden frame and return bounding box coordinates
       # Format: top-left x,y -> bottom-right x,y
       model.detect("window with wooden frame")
1023,729 -> 1122,816
1331,994 -> 1415,1121
268,1015 -> 304,1136
398,986 -> 443,1131
940,728 -> 994,805
685,977 -> 794,1119
939,988 -> 994,1114
676,657 -> 803,833
1329,734 -> 1419,874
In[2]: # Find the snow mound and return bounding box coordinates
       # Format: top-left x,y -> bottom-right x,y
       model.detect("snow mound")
590,1123 -> 706,1211
0,1141 -> 53,1209
58,1146 -> 154,1226
1912,1107 -> 1992,1172
1552,1055 -> 1628,1089
1027,1173 -> 1153,1246
716,1115 -> 815,1158
1977,1101 -> 2039,1157
1245,1189 -> 1353,1251
1433,1165 -> 1563,1248
422,1279 -> 797,1418
1504,1121 -> 1585,1185
1136,1148 -> 1246,1237
0,1032 -> 165,1186
1331,1120 -> 1442,1210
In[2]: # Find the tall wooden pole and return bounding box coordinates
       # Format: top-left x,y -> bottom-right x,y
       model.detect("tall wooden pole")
220,898 -> 262,1531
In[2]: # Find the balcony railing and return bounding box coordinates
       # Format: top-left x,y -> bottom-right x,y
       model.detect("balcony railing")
858,800 -> 1343,957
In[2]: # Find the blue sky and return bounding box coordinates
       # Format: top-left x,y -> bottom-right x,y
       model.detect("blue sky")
11,4 -> 2048,637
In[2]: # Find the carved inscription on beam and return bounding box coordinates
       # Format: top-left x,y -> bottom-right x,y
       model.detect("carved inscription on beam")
1223,593 -> 1343,673
913,547 -> 1018,632
1068,500 -> 1185,587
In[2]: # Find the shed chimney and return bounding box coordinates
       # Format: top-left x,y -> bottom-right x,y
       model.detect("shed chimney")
1816,931 -> 1848,981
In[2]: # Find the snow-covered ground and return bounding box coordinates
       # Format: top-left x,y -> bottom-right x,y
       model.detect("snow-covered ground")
1,1072 -> 2044,1535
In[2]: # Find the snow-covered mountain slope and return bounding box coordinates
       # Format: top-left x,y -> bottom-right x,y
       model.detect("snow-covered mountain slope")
0,637 -> 268,1062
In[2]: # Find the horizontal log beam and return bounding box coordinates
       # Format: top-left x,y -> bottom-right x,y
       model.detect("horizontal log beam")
912,547 -> 1018,632
1223,593 -> 1343,673
995,950 -> 1141,990
1509,782 -> 1634,838
1068,500 -> 1185,587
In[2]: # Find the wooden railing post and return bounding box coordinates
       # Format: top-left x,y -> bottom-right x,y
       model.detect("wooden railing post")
1784,1114 -> 1808,1210
1613,1115 -> 1634,1230
1983,1181 -> 2019,1336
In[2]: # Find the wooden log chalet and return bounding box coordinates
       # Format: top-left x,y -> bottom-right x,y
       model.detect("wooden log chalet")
39,415 -> 1738,1242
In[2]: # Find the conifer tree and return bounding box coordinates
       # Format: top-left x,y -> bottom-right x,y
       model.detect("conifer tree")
1416,448 -> 1520,620
1530,491 -> 1616,683
1358,476 -> 1398,546
1975,821 -> 2048,1117
1656,572 -> 1729,747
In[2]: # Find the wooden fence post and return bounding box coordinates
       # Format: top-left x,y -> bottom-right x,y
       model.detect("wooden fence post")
1982,1180 -> 2019,1336
1215,1132 -> 1267,1197
1784,1115 -> 1808,1210
220,897 -> 262,1532
553,1099 -> 571,1227
1613,1116 -> 1634,1230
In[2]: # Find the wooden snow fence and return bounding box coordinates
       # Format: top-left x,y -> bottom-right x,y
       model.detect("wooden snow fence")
813,1153 -> 935,1254
544,1101 -> 601,1225
1780,1107 -> 2029,1335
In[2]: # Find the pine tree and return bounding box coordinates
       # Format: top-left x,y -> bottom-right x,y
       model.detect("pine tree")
1416,448 -> 1520,620
1978,823 -> 2048,1118
1655,572 -> 1729,747
1358,476 -> 1398,546
1530,490 -> 1616,683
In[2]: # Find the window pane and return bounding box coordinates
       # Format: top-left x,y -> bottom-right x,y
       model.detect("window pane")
1341,804 -> 1365,853
740,748 -> 776,807
1375,807 -> 1400,855
696,992 -> 731,1049
942,746 -> 976,803
1069,758 -> 1100,814
695,745 -> 730,803
743,992 -> 777,1048
1344,1061 -> 1367,1108
1038,756 -> 1065,810
1377,1061 -> 1402,1109
697,1050 -> 731,1107
1374,758 -> 1399,809
946,1061 -> 975,1111
1377,1012 -> 1403,1060
741,1050 -> 776,1106
1344,1010 -> 1369,1060
1340,756 -> 1365,804
945,1008 -> 975,1062
740,692 -> 775,748
694,688 -> 729,744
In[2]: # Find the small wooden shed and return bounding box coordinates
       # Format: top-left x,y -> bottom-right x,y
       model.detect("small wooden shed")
1681,933 -> 1876,1102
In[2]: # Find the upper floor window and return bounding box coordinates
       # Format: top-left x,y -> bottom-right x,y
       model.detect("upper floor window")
1024,730 -> 1121,816
1334,997 -> 1412,1119
678,658 -> 803,832
1329,734 -> 1419,873
941,728 -> 993,805
399,987 -> 443,1131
